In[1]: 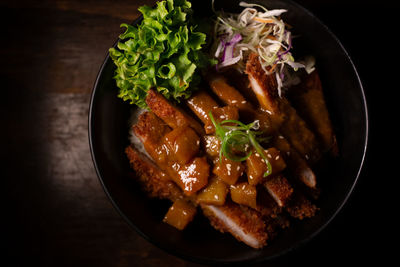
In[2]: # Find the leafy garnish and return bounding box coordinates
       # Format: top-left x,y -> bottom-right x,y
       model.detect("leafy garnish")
109,0 -> 213,109
209,112 -> 272,177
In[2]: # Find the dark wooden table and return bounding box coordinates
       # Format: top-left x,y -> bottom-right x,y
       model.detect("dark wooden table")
2,0 -> 385,266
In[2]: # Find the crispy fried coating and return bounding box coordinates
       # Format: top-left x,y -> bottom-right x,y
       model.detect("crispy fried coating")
206,72 -> 255,116
245,53 -> 280,115
133,112 -> 170,159
201,201 -> 268,249
146,89 -> 205,135
288,71 -> 338,156
186,90 -> 219,129
272,135 -> 317,188
125,145 -> 182,201
264,175 -> 294,207
246,53 -> 321,163
124,60 -> 333,248
285,192 -> 318,219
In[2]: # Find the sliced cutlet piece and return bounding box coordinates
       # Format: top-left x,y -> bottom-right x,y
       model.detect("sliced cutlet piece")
287,70 -> 338,156
272,135 -> 317,189
134,110 -> 209,196
263,175 -> 293,208
133,111 -> 170,143
185,84 -> 296,207
133,111 -> 171,162
256,188 -> 290,239
245,53 -> 281,116
187,90 -> 239,134
186,90 -> 219,126
125,145 -> 182,202
279,98 -> 321,163
201,201 -> 268,249
246,53 -> 320,163
288,150 -> 317,189
221,68 -> 260,107
285,191 -> 318,219
206,72 -> 255,118
256,188 -> 282,218
146,89 -> 205,136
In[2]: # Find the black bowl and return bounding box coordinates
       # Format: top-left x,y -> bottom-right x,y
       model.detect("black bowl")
89,0 -> 368,264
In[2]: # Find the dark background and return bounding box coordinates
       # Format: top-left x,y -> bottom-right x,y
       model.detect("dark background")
2,0 -> 386,266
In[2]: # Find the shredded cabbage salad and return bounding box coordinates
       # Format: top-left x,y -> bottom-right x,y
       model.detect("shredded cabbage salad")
212,1 -> 315,96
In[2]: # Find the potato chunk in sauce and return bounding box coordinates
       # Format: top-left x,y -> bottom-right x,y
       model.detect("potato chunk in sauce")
212,155 -> 245,185
163,126 -> 200,165
171,157 -> 210,196
204,105 -> 239,134
202,135 -> 221,158
163,199 -> 197,230
246,147 -> 286,185
197,176 -> 228,206
230,182 -> 258,209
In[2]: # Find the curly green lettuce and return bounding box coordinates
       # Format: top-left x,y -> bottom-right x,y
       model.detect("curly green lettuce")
109,0 -> 213,109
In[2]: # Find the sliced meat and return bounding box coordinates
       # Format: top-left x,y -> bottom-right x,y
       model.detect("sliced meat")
134,110 -> 209,196
256,188 -> 282,218
125,145 -> 182,202
279,98 -> 321,163
287,150 -> 317,188
133,112 -> 170,150
146,89 -> 205,135
206,72 -> 255,118
221,68 -> 260,107
272,135 -> 317,188
206,105 -> 239,134
264,175 -> 293,207
201,201 -> 268,249
133,112 -> 171,163
186,90 -> 219,128
246,53 -> 320,163
245,53 -> 281,116
288,70 -> 338,156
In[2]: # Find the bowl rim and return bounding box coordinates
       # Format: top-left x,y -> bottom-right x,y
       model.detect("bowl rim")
88,0 -> 369,264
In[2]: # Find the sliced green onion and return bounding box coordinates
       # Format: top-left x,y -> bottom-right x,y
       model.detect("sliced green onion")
209,111 -> 272,177
248,131 -> 272,177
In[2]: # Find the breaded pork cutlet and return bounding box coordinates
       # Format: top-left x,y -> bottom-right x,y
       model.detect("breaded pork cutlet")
125,59 -> 326,248
186,89 -> 295,208
134,110 -> 209,196
133,111 -> 171,161
146,89 -> 205,136
264,175 -> 294,208
287,70 -> 338,156
246,53 -> 321,163
206,72 -> 255,118
129,111 -> 275,248
201,201 -> 268,249
125,145 -> 182,201
272,135 -> 317,189
202,71 -> 318,189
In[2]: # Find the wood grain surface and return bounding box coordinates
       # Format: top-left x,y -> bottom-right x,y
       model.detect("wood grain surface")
2,0 -> 384,266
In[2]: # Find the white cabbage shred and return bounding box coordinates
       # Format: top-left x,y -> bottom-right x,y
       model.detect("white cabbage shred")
212,1 -> 315,96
